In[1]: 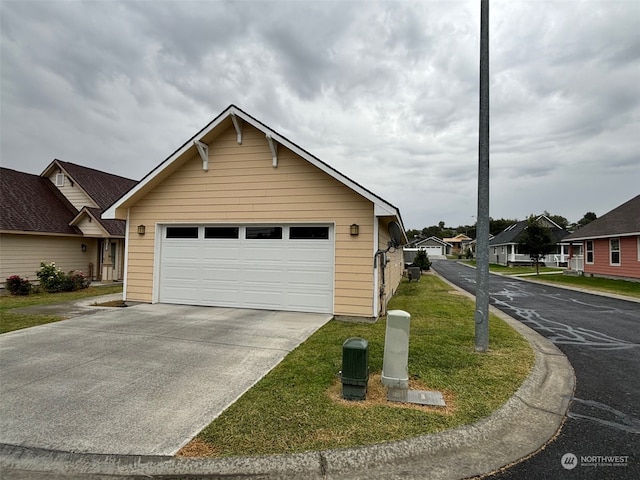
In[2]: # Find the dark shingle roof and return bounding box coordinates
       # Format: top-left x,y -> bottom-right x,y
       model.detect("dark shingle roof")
564,195 -> 640,240
0,168 -> 80,234
55,160 -> 137,209
489,216 -> 570,246
489,221 -> 528,246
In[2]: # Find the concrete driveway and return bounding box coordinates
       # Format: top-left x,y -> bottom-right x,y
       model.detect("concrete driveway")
0,304 -> 331,456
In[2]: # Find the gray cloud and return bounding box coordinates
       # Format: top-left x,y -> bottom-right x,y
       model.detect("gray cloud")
1,0 -> 638,229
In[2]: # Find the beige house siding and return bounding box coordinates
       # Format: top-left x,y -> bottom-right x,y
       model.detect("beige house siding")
125,125 -> 376,317
0,233 -> 98,284
76,216 -> 107,236
46,172 -> 98,210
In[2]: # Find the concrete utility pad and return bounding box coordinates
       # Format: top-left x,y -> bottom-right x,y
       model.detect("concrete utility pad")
0,304 -> 331,456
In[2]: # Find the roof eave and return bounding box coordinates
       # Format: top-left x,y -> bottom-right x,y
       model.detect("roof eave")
565,231 -> 640,242
104,105 -> 405,231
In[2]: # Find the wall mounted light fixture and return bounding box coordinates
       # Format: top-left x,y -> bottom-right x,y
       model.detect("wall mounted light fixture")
81,243 -> 87,252
137,225 -> 146,235
350,223 -> 360,236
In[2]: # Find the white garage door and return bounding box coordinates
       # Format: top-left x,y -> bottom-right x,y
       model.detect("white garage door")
158,225 -> 334,313
423,246 -> 443,256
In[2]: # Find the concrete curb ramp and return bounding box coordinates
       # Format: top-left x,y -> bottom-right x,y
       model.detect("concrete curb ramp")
0,292 -> 575,479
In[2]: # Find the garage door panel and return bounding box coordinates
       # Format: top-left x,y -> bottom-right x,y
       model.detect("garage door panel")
161,265 -> 199,281
200,246 -> 242,262
287,270 -> 333,286
161,286 -> 199,304
199,286 -> 241,306
242,290 -> 284,309
159,224 -> 334,313
201,266 -> 240,282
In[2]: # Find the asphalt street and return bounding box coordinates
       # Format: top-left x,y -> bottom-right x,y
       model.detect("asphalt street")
431,260 -> 640,480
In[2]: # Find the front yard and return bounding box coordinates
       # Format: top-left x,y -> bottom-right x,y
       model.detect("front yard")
181,274 -> 535,457
0,284 -> 124,334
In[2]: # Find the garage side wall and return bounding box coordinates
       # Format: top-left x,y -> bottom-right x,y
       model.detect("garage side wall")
378,219 -> 404,314
125,125 -> 376,317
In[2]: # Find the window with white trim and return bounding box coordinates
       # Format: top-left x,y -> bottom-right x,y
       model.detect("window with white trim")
586,240 -> 594,264
610,238 -> 620,266
55,173 -> 65,187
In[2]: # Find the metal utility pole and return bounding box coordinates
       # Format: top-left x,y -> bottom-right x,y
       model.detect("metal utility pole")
475,0 -> 490,352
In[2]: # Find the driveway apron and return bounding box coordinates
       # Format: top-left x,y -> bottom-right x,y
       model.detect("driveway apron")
0,304 -> 331,456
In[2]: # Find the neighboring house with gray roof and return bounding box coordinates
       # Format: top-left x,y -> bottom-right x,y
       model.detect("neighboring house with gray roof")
0,160 -> 137,286
563,194 -> 640,280
489,215 -> 574,266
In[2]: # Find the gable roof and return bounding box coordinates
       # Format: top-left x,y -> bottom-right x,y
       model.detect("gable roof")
411,236 -> 450,247
489,215 -> 570,246
444,233 -> 472,241
563,194 -> 640,241
103,105 -> 406,236
0,167 -> 81,235
70,207 -> 127,237
42,159 -> 137,210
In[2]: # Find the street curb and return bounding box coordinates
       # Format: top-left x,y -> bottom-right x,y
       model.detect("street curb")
0,278 -> 575,480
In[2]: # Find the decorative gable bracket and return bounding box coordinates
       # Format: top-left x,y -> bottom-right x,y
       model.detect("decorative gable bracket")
230,113 -> 243,144
266,134 -> 278,167
194,140 -> 209,172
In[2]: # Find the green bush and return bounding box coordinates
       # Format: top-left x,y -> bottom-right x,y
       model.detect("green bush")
36,262 -> 90,293
412,249 -> 432,271
5,275 -> 33,295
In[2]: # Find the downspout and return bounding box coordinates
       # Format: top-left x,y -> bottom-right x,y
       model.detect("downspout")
122,208 -> 130,303
372,220 -> 380,317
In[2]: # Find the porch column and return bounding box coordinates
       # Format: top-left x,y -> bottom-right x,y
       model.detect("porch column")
101,239 -> 114,282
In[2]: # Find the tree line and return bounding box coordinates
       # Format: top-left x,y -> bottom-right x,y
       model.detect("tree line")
406,211 -> 597,242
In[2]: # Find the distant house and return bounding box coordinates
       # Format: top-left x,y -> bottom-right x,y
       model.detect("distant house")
489,215 -> 574,266
443,233 -> 472,254
0,160 -> 137,286
404,236 -> 450,265
563,195 -> 639,280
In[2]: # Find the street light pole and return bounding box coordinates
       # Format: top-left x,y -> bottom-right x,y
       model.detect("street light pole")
475,0 -> 490,352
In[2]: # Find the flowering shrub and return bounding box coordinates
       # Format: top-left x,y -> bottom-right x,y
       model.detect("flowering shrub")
36,262 -> 90,292
5,275 -> 32,295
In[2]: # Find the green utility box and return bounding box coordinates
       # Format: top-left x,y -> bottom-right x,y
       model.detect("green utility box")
341,337 -> 369,401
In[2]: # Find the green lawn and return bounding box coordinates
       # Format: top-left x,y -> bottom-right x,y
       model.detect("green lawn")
461,260 -> 563,276
0,284 -> 123,334
459,260 -> 640,299
188,274 -> 534,457
530,274 -> 640,299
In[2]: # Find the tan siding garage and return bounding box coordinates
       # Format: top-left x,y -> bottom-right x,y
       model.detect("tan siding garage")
105,106 -> 406,319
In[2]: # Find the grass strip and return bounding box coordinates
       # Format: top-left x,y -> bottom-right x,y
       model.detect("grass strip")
0,284 -> 123,334
459,261 -> 640,299
528,274 -> 640,299
190,274 -> 534,457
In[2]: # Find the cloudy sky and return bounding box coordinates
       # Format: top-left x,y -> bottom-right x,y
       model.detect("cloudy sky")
1,0 -> 638,229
